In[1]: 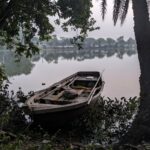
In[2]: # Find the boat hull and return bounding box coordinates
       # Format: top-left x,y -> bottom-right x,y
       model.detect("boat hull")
32,104 -> 88,128
26,71 -> 104,128
32,97 -> 100,128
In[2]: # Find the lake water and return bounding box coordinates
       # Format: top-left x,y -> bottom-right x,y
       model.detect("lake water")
2,48 -> 140,99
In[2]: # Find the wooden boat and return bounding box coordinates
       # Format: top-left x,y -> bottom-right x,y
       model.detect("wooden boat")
26,71 -> 104,128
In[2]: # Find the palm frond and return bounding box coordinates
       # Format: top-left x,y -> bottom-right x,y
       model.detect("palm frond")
120,0 -> 130,25
101,0 -> 107,20
113,0 -> 121,25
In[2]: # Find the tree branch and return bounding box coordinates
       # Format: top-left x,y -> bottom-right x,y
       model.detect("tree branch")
0,0 -> 15,29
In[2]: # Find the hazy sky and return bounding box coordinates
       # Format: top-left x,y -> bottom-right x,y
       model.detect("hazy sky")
53,0 -> 135,39
89,0 -> 135,39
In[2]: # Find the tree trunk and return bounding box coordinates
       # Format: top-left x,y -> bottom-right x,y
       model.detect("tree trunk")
121,0 -> 150,144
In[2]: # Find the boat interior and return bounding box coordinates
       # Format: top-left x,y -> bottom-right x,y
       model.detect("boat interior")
32,72 -> 102,105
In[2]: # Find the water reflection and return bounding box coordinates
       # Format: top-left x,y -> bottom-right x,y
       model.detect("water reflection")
0,47 -> 139,98
0,51 -> 34,77
41,46 -> 136,63
0,47 -> 137,77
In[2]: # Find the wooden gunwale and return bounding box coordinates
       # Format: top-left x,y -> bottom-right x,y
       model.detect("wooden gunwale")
87,74 -> 102,104
26,71 -> 103,114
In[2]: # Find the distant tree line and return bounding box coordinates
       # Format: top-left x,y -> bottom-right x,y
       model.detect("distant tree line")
31,36 -> 136,50
0,36 -> 136,52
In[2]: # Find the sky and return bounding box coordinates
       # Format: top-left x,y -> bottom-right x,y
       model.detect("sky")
89,0 -> 135,39
53,0 -> 135,40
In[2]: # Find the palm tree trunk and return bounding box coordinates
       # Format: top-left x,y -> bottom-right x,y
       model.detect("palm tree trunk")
122,0 -> 150,144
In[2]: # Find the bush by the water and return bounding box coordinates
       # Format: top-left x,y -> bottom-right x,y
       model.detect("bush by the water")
0,84 -> 139,149
71,97 -> 139,145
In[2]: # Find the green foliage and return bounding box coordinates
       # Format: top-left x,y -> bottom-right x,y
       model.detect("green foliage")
0,92 -> 139,149
0,0 -> 57,57
0,65 -> 7,86
0,77 -> 139,149
71,97 -> 139,145
0,0 -> 99,57
0,132 -> 53,150
57,0 -> 99,33
0,84 -> 27,133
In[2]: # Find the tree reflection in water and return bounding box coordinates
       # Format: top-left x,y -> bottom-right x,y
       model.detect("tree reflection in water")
0,40 -> 136,77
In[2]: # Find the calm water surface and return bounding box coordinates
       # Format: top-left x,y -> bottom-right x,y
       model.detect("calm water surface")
7,51 -> 140,98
